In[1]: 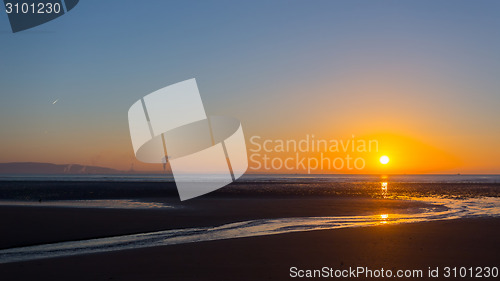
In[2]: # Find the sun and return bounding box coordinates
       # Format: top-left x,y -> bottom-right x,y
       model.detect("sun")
380,155 -> 390,165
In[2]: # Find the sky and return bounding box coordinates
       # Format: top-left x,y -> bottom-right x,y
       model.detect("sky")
0,0 -> 499,174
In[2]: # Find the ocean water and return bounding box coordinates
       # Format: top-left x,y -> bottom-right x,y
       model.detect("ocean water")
1,173 -> 500,183
0,174 -> 499,206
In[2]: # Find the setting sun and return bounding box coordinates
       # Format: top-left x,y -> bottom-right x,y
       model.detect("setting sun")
380,156 -> 390,165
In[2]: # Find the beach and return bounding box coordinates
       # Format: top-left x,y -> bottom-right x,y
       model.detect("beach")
0,213 -> 498,280
2,0 -> 500,279
0,197 -> 433,250
0,176 -> 499,280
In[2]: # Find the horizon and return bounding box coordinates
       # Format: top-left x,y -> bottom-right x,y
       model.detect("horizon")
1,1 -> 499,174
1,2 -> 500,279
1,161 -> 500,176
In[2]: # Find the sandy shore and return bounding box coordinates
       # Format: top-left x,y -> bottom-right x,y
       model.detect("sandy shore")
0,197 -> 431,249
0,217 -> 498,280
0,196 -> 498,280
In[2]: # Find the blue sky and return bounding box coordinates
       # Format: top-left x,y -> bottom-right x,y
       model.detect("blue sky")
1,0 -> 499,172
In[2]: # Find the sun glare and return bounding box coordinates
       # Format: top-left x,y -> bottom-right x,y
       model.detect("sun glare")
379,155 -> 390,165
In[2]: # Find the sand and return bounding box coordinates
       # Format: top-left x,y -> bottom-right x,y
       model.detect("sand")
0,198 -> 498,280
0,218 -> 498,280
0,198 -> 430,249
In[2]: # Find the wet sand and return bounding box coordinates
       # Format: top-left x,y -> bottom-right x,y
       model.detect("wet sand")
0,217 -> 498,281
0,181 -> 498,280
0,197 -> 430,249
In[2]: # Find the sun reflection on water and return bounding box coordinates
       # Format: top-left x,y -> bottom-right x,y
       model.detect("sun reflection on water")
381,181 -> 388,198
379,213 -> 389,224
1,197 -> 500,264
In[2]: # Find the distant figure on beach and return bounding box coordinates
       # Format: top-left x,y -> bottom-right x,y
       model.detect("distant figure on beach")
162,156 -> 170,171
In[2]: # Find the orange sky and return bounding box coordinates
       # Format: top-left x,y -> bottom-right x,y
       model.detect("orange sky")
1,1 -> 499,174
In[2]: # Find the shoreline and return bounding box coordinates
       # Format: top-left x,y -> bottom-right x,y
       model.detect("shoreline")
1,218 -> 498,280
1,180 -> 499,200
1,180 -> 498,280
0,197 -> 433,249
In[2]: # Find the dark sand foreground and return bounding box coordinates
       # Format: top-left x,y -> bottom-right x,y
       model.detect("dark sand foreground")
0,218 -> 499,280
0,198 -> 431,249
0,197 -> 498,280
